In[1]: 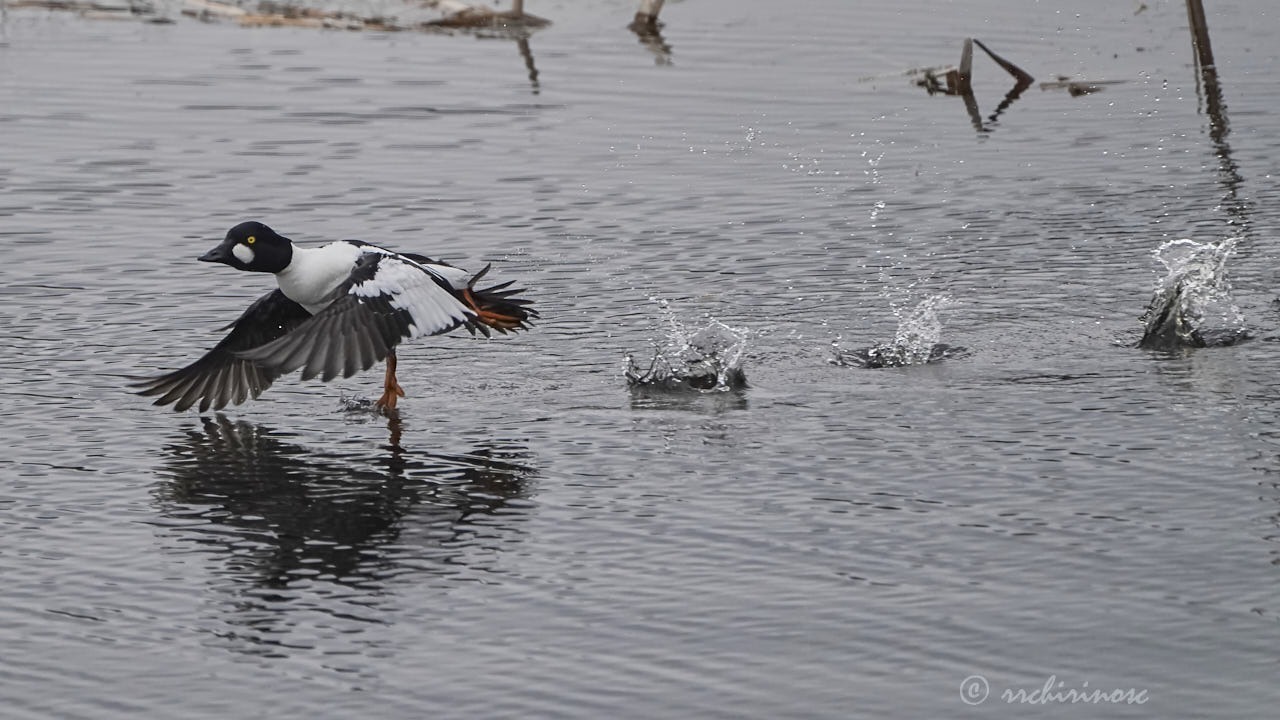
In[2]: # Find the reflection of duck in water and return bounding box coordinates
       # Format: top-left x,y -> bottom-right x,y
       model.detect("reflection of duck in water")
152,414 -> 537,596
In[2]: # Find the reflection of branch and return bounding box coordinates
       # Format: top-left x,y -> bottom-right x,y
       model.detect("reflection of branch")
988,76 -> 1033,126
957,71 -> 1032,134
631,22 -> 673,65
627,0 -> 671,64
516,35 -> 540,93
1199,61 -> 1229,143
961,89 -> 985,134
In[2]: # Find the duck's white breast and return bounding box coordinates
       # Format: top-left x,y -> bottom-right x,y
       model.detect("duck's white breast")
276,242 -> 363,314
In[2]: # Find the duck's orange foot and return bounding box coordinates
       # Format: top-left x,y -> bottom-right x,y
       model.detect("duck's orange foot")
374,381 -> 406,412
463,288 -> 525,333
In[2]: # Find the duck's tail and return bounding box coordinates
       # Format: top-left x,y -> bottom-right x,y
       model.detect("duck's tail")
458,264 -> 539,337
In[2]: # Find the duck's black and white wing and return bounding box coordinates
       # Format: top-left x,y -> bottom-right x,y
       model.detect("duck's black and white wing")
234,251 -> 477,383
403,253 -> 538,336
132,289 -> 312,412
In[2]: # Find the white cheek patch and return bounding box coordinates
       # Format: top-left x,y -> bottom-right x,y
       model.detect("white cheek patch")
232,243 -> 255,265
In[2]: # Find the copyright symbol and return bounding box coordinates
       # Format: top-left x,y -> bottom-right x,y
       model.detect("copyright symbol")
960,675 -> 989,705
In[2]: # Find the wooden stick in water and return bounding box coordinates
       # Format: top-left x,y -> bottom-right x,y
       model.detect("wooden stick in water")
632,0 -> 664,31
1186,0 -> 1215,70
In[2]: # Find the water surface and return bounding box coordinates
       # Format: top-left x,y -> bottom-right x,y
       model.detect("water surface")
2,1 -> 1280,717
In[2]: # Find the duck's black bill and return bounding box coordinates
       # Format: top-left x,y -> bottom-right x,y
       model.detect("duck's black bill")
199,242 -> 232,264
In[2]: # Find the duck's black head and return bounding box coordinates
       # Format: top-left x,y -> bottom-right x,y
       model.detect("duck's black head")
199,221 -> 293,273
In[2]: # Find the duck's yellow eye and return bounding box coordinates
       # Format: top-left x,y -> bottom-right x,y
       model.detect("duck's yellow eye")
246,236 -> 256,244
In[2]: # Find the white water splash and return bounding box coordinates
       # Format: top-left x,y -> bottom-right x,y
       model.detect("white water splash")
833,294 -> 958,368
1139,238 -> 1245,348
625,302 -> 749,392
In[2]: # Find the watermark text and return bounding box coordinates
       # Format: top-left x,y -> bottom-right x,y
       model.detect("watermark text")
960,674 -> 1149,706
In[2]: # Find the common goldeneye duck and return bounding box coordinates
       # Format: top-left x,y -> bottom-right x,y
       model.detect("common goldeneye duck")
133,221 -> 537,413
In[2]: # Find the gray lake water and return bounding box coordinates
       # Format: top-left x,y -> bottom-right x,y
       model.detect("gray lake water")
3,0 -> 1280,717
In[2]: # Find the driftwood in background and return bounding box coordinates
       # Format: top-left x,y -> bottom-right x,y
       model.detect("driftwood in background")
946,37 -> 974,95
1186,0 -> 1215,72
427,0 -> 548,30
910,38 -> 1033,133
972,39 -> 1033,86
914,38 -> 1032,98
4,0 -> 667,37
630,0 -> 663,32
1039,77 -> 1125,97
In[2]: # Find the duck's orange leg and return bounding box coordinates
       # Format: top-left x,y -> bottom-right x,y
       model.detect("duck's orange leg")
375,350 -> 406,411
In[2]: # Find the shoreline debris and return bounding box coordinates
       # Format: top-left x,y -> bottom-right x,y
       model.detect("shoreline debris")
10,0 -> 555,32
911,38 -> 1032,97
1039,76 -> 1125,97
629,0 -> 662,33
910,38 -> 1033,132
426,0 -> 549,30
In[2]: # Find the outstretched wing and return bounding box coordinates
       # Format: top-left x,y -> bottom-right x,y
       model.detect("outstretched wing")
132,289 -> 313,412
234,251 -> 476,383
